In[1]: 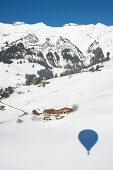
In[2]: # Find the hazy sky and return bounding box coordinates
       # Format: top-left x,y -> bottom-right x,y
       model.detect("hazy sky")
0,0 -> 113,26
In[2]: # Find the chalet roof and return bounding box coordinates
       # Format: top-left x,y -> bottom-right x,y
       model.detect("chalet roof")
58,107 -> 73,110
43,109 -> 57,114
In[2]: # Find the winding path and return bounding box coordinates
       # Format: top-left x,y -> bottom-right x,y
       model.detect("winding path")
0,100 -> 29,125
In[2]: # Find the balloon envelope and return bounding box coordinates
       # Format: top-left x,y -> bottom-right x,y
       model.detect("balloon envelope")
78,129 -> 98,154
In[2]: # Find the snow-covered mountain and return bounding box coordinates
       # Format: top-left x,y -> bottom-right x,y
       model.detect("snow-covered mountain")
0,22 -> 112,74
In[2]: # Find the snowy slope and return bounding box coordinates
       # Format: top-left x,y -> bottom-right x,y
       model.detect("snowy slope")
0,61 -> 44,87
0,59 -> 113,170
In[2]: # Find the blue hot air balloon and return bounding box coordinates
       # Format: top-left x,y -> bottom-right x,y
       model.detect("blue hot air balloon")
78,129 -> 98,155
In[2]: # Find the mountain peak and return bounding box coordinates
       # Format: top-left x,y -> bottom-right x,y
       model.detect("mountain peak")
95,23 -> 108,27
12,21 -> 25,26
64,23 -> 78,26
34,22 -> 47,27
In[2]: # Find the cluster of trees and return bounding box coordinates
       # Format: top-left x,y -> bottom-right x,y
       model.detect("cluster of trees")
25,74 -> 41,86
61,48 -> 84,70
17,60 -> 25,64
0,86 -> 14,99
37,68 -> 54,80
0,43 -> 26,64
46,52 -> 58,67
25,69 -> 54,86
89,64 -> 104,72
27,51 -> 51,69
87,41 -> 111,67
59,68 -> 81,77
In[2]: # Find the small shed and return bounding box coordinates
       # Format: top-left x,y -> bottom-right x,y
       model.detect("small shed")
32,110 -> 41,116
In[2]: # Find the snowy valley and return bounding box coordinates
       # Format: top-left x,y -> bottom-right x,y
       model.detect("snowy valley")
0,22 -> 113,170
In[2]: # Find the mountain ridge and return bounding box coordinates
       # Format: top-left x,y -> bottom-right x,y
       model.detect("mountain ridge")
0,21 -> 112,79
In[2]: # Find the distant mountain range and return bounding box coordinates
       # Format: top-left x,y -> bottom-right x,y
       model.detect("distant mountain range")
0,22 -> 112,76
